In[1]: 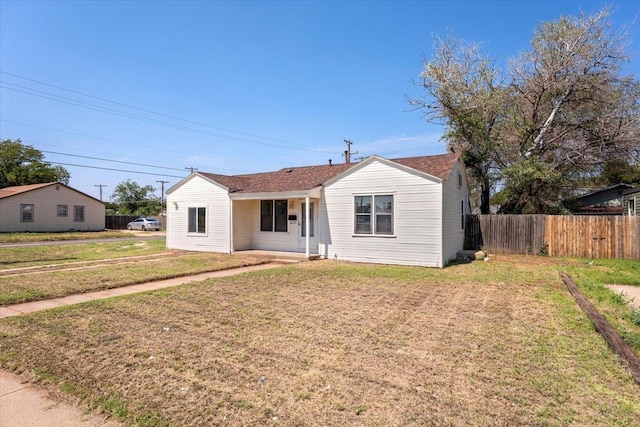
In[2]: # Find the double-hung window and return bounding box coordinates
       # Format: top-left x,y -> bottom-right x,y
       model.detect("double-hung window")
354,195 -> 393,235
20,204 -> 34,222
57,205 -> 68,217
188,207 -> 206,234
260,200 -> 287,232
74,206 -> 85,222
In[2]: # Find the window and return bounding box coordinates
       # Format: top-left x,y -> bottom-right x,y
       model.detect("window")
188,207 -> 206,233
74,206 -> 85,222
630,199 -> 636,216
20,204 -> 34,222
260,199 -> 287,232
458,172 -> 463,187
354,195 -> 393,235
461,200 -> 465,230
57,205 -> 68,217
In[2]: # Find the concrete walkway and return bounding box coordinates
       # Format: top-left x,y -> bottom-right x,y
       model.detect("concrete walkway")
606,284 -> 640,309
0,262 -> 285,426
0,263 -> 282,319
0,371 -> 118,427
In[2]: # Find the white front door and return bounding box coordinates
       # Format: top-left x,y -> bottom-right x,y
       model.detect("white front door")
298,200 -> 318,250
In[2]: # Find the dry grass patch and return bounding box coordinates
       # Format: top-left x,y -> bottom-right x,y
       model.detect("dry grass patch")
0,252 -> 269,305
0,230 -> 138,243
0,239 -> 167,270
1,257 -> 639,426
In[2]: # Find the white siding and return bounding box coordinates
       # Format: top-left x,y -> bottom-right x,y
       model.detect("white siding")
441,160 -> 470,265
166,176 -> 231,252
232,200 -> 255,250
0,185 -> 105,232
319,160 -> 443,267
248,199 -> 300,252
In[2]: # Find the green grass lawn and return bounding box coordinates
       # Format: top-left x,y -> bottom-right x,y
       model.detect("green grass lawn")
1,254 -> 639,426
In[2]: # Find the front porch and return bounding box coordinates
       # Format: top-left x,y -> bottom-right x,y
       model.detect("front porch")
231,195 -> 320,258
233,249 -> 322,262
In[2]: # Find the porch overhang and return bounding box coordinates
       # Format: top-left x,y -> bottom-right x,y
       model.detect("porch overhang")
228,186 -> 322,201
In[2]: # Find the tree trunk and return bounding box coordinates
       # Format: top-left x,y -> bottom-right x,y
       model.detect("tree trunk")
480,177 -> 491,214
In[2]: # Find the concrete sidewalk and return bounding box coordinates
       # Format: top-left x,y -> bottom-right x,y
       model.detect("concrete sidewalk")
0,371 -> 118,427
0,263 -> 282,319
0,262 -> 285,426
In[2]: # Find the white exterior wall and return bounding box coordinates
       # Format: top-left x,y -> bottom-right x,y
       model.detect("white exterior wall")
166,176 -> 231,253
232,200 -> 255,250
246,199 -> 300,252
441,160 -> 470,265
319,160 -> 443,267
0,185 -> 104,232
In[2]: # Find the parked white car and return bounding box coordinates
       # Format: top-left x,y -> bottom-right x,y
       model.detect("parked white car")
126,217 -> 161,231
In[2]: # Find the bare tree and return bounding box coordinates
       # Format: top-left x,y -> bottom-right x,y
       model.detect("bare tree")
409,36 -> 505,213
412,6 -> 640,214
499,6 -> 640,212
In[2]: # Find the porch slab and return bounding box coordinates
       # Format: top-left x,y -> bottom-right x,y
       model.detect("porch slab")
234,250 -> 321,261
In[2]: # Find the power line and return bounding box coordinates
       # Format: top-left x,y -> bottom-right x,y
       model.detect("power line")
0,71 -> 311,149
2,83 -> 308,150
1,119 -> 188,156
47,161 -> 186,178
40,150 -> 187,172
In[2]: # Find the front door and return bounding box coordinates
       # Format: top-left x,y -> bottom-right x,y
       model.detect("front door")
298,200 -> 318,250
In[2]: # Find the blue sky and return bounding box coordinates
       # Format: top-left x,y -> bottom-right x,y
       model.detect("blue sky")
1,1 -> 638,201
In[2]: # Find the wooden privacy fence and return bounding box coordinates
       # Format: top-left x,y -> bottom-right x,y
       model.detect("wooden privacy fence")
465,214 -> 640,259
106,215 -> 165,230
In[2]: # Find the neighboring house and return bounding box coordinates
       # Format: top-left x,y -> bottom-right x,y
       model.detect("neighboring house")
567,184 -> 633,215
623,186 -> 640,216
166,153 -> 470,268
0,182 -> 105,232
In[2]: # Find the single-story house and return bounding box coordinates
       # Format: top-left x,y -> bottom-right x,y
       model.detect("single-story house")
566,183 -> 633,215
0,182 -> 105,232
166,153 -> 470,268
622,186 -> 640,216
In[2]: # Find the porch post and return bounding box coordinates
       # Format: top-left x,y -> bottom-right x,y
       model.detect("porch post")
229,198 -> 234,253
305,196 -> 310,259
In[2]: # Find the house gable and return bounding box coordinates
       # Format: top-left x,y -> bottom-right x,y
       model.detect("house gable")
0,182 -> 105,232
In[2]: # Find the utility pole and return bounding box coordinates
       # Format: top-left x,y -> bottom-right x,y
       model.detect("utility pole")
185,166 -> 199,173
156,180 -> 169,217
343,139 -> 358,164
94,184 -> 107,201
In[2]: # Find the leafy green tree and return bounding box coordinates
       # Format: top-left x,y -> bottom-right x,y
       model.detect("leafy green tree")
110,180 -> 160,216
598,159 -> 640,186
0,139 -> 70,188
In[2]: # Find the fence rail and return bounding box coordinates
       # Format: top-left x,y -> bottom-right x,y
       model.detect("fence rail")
466,214 -> 640,259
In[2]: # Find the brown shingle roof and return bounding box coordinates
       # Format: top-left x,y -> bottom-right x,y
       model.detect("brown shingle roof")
0,182 -> 56,199
199,153 -> 459,194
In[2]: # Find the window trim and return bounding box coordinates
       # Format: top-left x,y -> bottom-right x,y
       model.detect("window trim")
353,194 -> 394,236
187,206 -> 207,235
73,205 -> 85,222
20,204 -> 34,222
